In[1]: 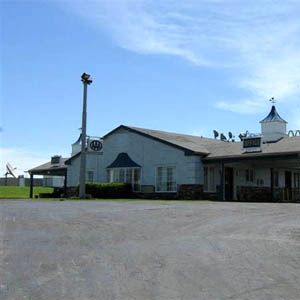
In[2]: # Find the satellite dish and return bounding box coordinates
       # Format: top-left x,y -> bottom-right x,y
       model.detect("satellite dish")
220,133 -> 227,141
6,163 -> 17,178
213,130 -> 219,139
288,130 -> 295,137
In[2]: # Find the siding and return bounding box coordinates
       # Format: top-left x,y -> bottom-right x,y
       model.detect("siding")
67,128 -> 203,187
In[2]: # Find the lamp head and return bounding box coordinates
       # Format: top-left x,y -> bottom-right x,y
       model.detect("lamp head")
81,73 -> 93,84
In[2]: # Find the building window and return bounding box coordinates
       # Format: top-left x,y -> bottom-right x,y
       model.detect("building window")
156,166 -> 176,192
107,168 -> 141,191
204,166 -> 216,192
273,171 -> 279,187
294,173 -> 300,189
245,169 -> 254,182
87,171 -> 94,182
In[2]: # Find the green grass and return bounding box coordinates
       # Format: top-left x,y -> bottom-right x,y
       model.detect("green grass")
0,186 -> 54,199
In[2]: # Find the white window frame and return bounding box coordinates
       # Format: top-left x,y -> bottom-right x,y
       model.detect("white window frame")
245,169 -> 255,183
155,165 -> 177,193
204,166 -> 216,192
294,172 -> 300,189
106,167 -> 141,192
87,170 -> 94,182
273,170 -> 279,188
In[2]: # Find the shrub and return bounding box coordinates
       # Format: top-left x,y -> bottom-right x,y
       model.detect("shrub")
85,182 -> 133,198
39,193 -> 55,198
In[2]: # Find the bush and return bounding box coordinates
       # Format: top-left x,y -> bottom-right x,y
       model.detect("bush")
39,193 -> 55,198
85,182 -> 133,198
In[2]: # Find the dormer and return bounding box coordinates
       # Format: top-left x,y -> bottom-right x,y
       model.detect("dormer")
260,105 -> 287,143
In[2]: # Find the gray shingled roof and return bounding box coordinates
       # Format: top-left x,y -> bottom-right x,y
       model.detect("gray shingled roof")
28,158 -> 68,175
115,126 -> 300,160
204,136 -> 300,160
124,126 -> 221,154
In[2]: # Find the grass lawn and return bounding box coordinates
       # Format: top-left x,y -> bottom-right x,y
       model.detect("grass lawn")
0,186 -> 54,199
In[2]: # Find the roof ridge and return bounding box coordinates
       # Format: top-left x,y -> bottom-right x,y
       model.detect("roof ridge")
127,125 -> 218,141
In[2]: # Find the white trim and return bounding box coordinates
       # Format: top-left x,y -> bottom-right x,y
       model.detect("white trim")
155,165 -> 177,193
203,166 -> 216,193
106,167 -> 141,192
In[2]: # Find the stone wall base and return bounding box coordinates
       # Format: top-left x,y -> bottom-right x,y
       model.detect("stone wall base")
177,184 -> 204,200
237,186 -> 272,202
203,192 -> 218,201
237,186 -> 300,202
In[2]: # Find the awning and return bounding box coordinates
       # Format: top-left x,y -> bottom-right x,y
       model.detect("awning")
106,153 -> 141,168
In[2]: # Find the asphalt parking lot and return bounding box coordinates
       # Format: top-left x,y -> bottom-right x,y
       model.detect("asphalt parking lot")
1,200 -> 300,300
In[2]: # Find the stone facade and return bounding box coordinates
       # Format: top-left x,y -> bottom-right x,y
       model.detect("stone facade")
177,184 -> 203,200
237,186 -> 272,202
237,186 -> 300,202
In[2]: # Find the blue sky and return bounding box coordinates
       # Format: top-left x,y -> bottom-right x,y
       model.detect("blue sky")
1,0 -> 300,176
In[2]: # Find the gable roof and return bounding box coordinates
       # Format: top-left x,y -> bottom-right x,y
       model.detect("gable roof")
103,125 -> 223,155
104,125 -> 300,161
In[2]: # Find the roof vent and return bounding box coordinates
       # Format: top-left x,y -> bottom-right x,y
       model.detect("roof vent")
51,155 -> 61,164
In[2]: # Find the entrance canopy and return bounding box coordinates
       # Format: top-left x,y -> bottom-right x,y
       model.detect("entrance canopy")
28,157 -> 68,198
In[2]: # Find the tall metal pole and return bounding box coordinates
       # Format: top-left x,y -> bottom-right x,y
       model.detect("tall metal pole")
79,73 -> 92,199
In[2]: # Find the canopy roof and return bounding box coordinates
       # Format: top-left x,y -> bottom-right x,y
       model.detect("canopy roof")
28,158 -> 68,176
260,105 -> 287,123
106,152 -> 141,168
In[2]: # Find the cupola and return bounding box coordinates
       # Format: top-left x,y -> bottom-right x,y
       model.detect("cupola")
71,134 -> 82,156
260,105 -> 287,143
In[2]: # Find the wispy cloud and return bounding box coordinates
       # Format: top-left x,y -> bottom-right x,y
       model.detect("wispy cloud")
62,0 -> 300,116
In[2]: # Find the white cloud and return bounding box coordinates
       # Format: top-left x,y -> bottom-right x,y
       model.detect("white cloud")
289,108 -> 300,130
61,0 -> 300,114
215,100 -> 265,114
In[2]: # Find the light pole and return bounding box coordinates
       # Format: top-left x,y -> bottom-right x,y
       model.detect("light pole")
79,72 -> 93,198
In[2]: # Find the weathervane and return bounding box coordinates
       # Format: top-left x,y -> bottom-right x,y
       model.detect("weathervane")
269,97 -> 276,104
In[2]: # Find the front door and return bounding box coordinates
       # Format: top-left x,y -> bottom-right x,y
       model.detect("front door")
225,167 -> 234,201
285,171 -> 292,200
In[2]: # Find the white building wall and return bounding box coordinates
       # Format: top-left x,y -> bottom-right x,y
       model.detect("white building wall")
234,167 -> 297,189
67,153 -> 103,187
67,128 -> 203,188
100,129 -> 203,187
261,122 -> 287,142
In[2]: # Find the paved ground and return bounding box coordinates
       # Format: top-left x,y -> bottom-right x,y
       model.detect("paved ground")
0,200 -> 300,300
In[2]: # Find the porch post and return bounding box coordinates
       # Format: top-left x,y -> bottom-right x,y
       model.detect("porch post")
270,168 -> 274,202
219,161 -> 225,201
64,170 -> 68,197
29,173 -> 34,198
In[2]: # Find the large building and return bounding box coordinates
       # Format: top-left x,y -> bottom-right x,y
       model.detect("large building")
29,105 -> 300,201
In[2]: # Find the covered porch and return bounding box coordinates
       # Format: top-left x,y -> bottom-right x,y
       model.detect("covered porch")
204,153 -> 300,202
28,157 -> 68,198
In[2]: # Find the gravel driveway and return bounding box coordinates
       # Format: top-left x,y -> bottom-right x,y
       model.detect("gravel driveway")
1,200 -> 300,300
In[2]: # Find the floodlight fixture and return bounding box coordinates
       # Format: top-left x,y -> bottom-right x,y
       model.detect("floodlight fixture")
81,73 -> 93,85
